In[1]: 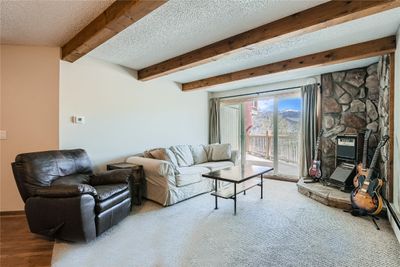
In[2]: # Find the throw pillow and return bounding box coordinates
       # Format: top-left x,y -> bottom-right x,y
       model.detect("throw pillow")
190,145 -> 208,164
149,148 -> 178,166
143,148 -> 161,159
170,145 -> 194,167
206,143 -> 232,161
165,148 -> 179,167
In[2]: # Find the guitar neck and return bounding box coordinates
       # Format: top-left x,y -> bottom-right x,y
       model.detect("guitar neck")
314,139 -> 320,161
362,136 -> 388,185
313,130 -> 323,161
362,138 -> 368,168
367,145 -> 380,181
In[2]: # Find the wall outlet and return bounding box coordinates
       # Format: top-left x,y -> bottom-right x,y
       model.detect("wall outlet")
0,130 -> 7,140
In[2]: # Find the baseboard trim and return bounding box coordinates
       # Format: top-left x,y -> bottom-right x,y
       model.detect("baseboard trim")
0,210 -> 25,216
264,174 -> 298,183
386,200 -> 400,229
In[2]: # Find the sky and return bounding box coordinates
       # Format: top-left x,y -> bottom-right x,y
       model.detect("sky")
258,97 -> 301,112
279,98 -> 301,111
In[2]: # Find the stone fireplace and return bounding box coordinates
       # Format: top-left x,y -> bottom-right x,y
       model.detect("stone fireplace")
320,57 -> 390,196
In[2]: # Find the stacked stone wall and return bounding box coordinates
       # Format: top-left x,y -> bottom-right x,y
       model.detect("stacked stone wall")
320,63 -> 383,178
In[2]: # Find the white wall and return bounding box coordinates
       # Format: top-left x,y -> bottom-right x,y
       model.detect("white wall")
60,57 -> 208,170
391,26 -> 400,240
394,27 -> 400,213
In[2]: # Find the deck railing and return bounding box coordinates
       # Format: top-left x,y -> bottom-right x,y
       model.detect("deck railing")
247,133 -> 299,164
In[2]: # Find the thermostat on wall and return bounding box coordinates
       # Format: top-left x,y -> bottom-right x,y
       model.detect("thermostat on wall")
72,116 -> 85,124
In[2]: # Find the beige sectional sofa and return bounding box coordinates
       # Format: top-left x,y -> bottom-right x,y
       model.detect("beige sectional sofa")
126,144 -> 239,206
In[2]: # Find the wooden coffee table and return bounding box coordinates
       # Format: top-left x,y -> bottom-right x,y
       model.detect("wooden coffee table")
202,165 -> 273,215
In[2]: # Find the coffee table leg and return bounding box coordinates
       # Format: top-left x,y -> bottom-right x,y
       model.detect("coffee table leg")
214,179 -> 218,210
234,183 -> 237,215
261,174 -> 263,199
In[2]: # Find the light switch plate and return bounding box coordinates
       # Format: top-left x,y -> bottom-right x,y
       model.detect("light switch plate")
0,130 -> 7,140
72,116 -> 85,124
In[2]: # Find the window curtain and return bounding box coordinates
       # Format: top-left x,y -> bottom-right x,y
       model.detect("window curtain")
209,98 -> 221,144
300,84 -> 319,178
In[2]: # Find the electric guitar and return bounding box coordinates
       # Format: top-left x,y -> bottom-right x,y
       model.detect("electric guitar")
308,129 -> 324,181
353,129 -> 372,187
351,135 -> 389,215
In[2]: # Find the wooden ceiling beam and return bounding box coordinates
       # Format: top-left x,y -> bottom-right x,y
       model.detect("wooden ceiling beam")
181,36 -> 396,91
62,0 -> 167,62
138,0 -> 400,81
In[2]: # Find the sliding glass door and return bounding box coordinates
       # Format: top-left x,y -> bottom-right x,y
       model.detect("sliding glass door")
220,89 -> 301,178
244,98 -> 275,171
277,96 -> 301,177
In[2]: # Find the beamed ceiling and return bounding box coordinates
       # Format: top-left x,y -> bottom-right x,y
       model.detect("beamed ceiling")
1,0 -> 399,92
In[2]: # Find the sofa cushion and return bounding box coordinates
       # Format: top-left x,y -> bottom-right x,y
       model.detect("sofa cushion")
93,183 -> 128,201
196,161 -> 234,172
206,144 -> 232,161
175,166 -> 209,187
149,148 -> 178,167
165,149 -> 179,166
170,145 -> 194,167
190,145 -> 208,164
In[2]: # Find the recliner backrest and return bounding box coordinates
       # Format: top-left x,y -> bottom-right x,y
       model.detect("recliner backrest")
12,149 -> 93,201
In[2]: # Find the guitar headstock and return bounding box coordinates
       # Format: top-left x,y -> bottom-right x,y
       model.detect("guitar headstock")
363,129 -> 372,141
377,135 -> 390,148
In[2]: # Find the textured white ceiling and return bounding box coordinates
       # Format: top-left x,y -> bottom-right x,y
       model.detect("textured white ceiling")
87,0 -> 399,92
0,0 -> 114,46
89,0 -> 328,68
167,8 -> 400,83
206,57 -> 379,92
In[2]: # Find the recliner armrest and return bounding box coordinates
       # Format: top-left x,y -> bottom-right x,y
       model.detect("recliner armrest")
90,169 -> 131,185
34,184 -> 97,198
25,194 -> 97,242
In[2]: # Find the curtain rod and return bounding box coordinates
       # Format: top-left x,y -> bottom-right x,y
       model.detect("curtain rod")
217,83 -> 320,100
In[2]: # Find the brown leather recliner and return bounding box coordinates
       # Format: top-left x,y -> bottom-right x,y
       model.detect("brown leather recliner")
11,149 -> 131,242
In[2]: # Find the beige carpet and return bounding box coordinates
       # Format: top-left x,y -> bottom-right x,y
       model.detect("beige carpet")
52,179 -> 400,267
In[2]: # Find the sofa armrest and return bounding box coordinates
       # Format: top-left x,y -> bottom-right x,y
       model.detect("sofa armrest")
126,156 -> 175,186
90,169 -> 131,185
230,150 -> 240,165
34,184 -> 97,198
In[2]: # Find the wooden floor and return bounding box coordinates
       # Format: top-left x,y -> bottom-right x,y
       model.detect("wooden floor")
0,215 -> 53,267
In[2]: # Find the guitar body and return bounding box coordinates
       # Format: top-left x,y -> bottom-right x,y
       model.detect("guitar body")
351,175 -> 384,215
353,163 -> 368,187
351,135 -> 388,216
308,160 -> 322,179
